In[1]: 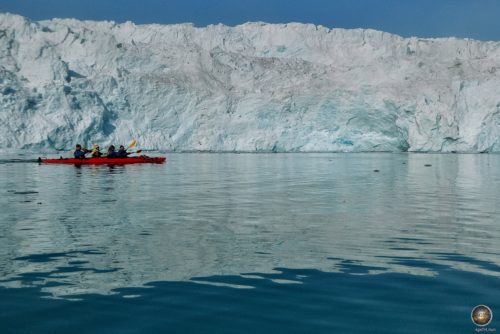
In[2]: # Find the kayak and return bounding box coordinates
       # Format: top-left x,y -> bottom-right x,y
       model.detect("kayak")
38,156 -> 166,165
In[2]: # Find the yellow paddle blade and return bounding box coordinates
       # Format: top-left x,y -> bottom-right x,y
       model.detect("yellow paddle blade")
128,139 -> 137,149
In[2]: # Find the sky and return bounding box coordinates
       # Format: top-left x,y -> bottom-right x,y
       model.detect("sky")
1,0 -> 500,41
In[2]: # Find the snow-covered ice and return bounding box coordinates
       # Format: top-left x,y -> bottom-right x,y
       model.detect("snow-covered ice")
0,13 -> 499,152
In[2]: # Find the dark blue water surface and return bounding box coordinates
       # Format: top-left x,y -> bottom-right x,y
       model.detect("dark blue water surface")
0,153 -> 499,333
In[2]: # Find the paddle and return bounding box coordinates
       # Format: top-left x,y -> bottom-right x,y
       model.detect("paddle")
129,150 -> 142,155
127,139 -> 137,150
105,150 -> 142,158
126,139 -> 141,155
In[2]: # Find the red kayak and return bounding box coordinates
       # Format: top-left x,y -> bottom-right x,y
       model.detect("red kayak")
39,156 -> 166,165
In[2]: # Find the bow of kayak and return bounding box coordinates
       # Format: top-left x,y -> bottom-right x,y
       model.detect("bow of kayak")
38,156 -> 166,165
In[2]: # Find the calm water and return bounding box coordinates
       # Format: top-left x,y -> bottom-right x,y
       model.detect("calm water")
0,153 -> 499,333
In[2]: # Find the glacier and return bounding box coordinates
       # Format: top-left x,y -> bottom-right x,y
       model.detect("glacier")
0,13 -> 499,152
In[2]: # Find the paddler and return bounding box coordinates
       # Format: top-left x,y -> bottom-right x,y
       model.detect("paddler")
74,144 -> 90,159
107,145 -> 118,158
117,145 -> 131,158
91,144 -> 102,157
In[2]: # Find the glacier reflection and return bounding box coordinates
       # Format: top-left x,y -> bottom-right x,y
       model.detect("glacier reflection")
0,153 -> 499,297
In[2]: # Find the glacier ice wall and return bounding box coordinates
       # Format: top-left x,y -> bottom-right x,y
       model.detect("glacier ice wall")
0,13 -> 499,152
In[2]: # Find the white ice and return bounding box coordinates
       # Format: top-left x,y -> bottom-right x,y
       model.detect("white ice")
1,13 -> 499,152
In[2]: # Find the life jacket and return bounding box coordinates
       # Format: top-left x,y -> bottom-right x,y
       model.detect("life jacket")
91,145 -> 101,157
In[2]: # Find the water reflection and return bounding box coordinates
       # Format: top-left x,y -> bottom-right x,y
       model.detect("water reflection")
1,262 -> 499,334
0,153 -> 499,298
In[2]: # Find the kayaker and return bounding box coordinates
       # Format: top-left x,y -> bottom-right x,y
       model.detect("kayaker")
74,144 -> 90,159
107,145 -> 118,158
91,144 -> 102,158
117,145 -> 130,158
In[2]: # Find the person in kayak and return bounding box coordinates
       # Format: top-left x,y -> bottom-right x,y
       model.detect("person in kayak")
91,144 -> 102,158
74,144 -> 90,159
117,145 -> 131,158
107,145 -> 118,158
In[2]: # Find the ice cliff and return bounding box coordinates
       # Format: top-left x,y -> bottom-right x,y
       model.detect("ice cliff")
0,13 -> 499,152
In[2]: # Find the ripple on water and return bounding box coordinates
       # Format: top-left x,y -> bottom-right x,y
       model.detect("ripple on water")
0,153 -> 499,332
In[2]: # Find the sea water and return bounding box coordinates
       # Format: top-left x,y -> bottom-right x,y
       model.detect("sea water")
0,153 -> 499,333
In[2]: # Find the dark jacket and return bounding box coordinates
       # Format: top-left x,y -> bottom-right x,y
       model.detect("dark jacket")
74,149 -> 87,159
107,150 -> 118,158
117,149 -> 130,157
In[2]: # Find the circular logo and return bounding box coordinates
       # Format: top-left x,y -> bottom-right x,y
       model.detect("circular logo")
471,305 -> 493,327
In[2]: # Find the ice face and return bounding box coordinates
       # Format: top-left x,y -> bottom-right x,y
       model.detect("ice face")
0,13 -> 499,152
